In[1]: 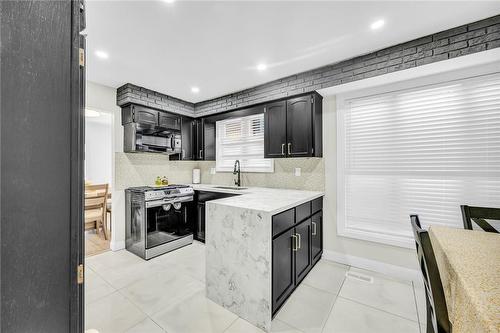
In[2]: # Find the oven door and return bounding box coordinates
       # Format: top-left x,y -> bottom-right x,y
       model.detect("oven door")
145,198 -> 193,249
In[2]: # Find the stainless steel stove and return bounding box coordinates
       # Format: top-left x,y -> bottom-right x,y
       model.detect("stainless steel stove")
125,184 -> 194,260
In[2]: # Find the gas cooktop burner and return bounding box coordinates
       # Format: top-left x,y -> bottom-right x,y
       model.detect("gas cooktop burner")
129,184 -> 190,192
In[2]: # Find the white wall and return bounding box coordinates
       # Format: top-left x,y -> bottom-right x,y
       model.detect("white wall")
85,116 -> 113,184
86,81 -> 123,250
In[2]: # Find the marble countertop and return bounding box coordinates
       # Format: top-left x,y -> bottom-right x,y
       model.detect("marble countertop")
190,183 -> 324,215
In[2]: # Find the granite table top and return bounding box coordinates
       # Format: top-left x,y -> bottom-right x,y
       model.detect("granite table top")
429,226 -> 500,333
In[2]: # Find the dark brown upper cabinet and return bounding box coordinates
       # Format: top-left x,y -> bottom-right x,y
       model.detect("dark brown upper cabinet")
121,104 -> 159,127
264,101 -> 287,158
158,112 -> 181,131
191,118 -> 216,161
264,93 -> 322,158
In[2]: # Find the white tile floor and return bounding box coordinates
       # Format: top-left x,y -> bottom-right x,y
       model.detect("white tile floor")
85,241 -> 426,333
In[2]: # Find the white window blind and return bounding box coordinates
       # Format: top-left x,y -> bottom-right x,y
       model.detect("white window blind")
216,114 -> 274,172
338,72 -> 500,248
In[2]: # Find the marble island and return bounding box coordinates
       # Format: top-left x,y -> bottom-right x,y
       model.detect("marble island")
198,184 -> 324,332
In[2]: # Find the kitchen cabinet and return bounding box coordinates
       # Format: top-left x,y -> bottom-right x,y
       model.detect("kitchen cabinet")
272,228 -> 296,313
311,211 -> 323,265
264,93 -> 322,158
271,196 -> 323,315
192,119 -> 216,161
294,218 -> 312,284
190,190 -> 240,242
121,104 -> 159,127
264,101 -> 287,158
158,112 -> 181,130
173,116 -> 193,160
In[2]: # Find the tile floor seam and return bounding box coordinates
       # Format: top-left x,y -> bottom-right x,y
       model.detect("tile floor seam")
337,295 -> 419,324
85,268 -> 118,306
318,269 -> 351,333
221,316 -> 241,333
412,281 -> 424,333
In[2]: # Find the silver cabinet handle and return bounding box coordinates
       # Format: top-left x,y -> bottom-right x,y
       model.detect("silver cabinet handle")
281,143 -> 285,156
312,222 -> 317,236
288,143 -> 292,155
296,232 -> 301,249
292,234 -> 298,251
182,149 -> 185,160
199,149 -> 203,159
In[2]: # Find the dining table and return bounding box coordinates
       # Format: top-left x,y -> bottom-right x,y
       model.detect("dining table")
429,226 -> 500,333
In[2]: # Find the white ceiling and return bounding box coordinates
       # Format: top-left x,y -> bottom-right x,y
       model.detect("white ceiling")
85,1 -> 500,103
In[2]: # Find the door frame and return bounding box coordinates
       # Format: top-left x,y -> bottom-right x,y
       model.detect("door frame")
70,0 -> 85,331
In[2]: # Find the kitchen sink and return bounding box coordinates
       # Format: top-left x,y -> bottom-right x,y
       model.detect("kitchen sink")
214,186 -> 248,190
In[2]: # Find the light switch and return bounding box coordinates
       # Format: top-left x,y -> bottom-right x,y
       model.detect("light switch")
210,167 -> 216,175
294,168 -> 301,177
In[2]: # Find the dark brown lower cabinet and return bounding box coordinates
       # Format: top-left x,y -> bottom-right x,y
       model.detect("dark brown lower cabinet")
272,197 -> 323,316
272,229 -> 296,313
311,211 -> 323,265
295,218 -> 312,284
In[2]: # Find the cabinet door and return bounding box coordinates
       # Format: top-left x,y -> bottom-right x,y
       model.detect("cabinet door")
196,202 -> 206,242
294,218 -> 312,284
264,101 -> 287,158
203,119 -> 216,161
194,119 -> 204,160
272,229 -> 296,314
286,96 -> 312,157
133,105 -> 159,126
180,117 -> 193,160
311,211 -> 323,264
158,112 -> 180,130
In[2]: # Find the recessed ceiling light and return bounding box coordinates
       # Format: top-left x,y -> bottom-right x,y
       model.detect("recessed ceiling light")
163,0 -> 175,3
191,87 -> 200,93
95,50 -> 109,59
370,19 -> 385,30
257,63 -> 267,71
85,109 -> 100,118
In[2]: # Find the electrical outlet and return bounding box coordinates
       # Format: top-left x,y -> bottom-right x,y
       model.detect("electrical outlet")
210,167 -> 216,175
294,168 -> 301,177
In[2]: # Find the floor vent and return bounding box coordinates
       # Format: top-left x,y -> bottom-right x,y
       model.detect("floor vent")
345,271 -> 374,284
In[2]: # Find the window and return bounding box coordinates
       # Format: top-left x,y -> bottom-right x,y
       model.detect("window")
216,113 -> 274,172
337,72 -> 500,248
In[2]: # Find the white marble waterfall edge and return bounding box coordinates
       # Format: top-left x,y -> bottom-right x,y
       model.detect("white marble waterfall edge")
206,202 -> 272,332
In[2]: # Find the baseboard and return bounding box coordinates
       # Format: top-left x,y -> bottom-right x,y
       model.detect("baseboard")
110,240 -> 125,251
322,249 -> 421,284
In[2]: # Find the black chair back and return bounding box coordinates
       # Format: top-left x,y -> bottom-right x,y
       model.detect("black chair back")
410,215 -> 451,333
460,205 -> 500,233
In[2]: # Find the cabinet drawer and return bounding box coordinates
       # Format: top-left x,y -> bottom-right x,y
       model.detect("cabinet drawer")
273,208 -> 295,237
295,202 -> 311,223
312,197 -> 323,214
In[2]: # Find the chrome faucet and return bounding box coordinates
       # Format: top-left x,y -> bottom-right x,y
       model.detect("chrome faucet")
233,159 -> 241,187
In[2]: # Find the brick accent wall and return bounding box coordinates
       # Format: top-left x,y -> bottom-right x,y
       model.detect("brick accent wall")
117,83 -> 195,117
117,15 -> 500,117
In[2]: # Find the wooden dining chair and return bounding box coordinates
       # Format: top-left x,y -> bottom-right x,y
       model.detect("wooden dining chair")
410,215 -> 451,333
85,184 -> 109,240
460,205 -> 500,233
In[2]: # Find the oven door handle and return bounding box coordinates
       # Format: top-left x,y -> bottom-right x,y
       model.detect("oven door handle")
146,196 -> 193,208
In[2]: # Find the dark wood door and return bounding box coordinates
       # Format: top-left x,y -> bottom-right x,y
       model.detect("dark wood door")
203,119 -> 216,161
294,219 -> 312,284
264,101 -> 287,158
180,117 -> 193,160
272,229 -> 296,314
196,202 -> 206,242
133,105 -> 159,126
311,211 -> 323,264
194,119 -> 204,160
286,96 -> 313,157
1,1 -> 84,331
158,112 -> 180,130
